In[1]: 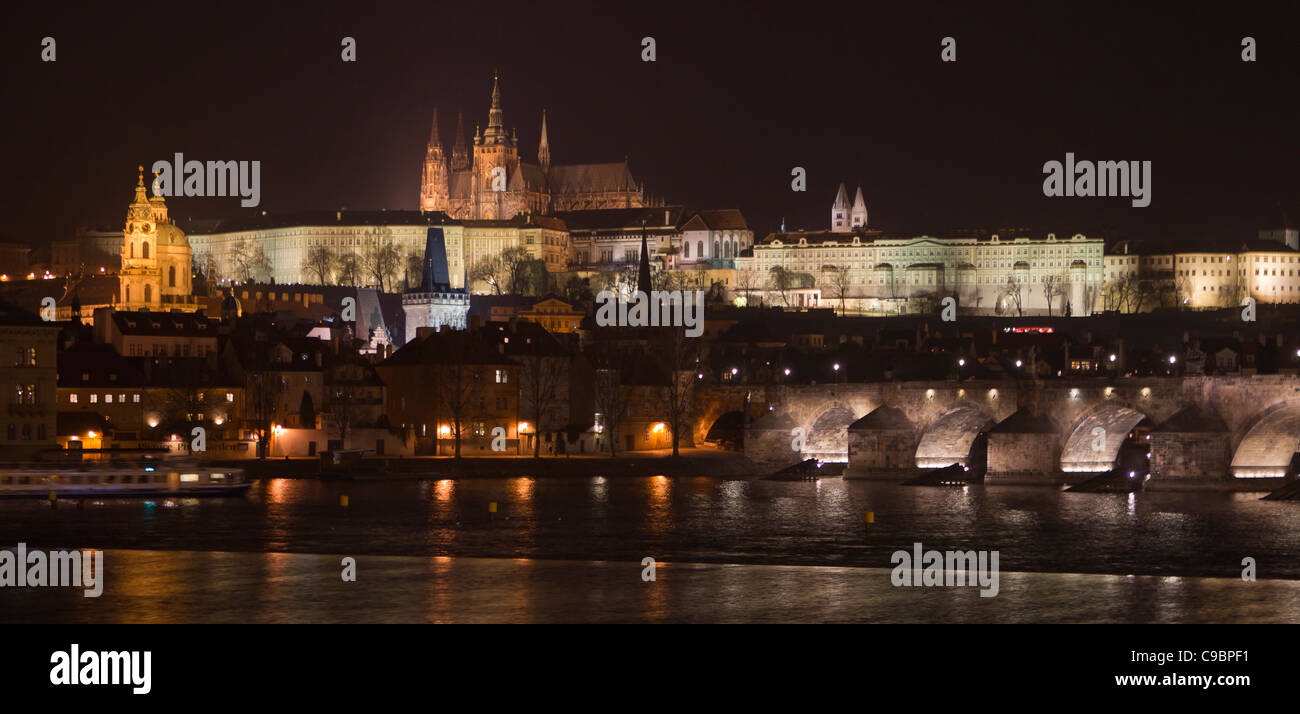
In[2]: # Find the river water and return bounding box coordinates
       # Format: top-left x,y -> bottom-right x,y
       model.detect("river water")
3,476 -> 1299,622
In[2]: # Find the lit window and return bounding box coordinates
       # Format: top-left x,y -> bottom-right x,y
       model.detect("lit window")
69,394 -> 78,404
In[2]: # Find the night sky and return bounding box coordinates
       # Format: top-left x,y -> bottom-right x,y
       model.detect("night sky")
2,1 -> 1296,250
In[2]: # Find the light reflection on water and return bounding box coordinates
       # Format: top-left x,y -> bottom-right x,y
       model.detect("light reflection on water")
2,475 -> 1300,578
3,550 -> 1299,624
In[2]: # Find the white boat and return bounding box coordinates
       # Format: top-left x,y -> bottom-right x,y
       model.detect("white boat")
0,453 -> 251,498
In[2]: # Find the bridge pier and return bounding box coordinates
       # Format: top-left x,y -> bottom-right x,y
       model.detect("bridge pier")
1145,406 -> 1233,489
845,406 -> 917,479
985,409 -> 1064,485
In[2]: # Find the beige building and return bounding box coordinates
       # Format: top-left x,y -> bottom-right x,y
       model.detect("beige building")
188,211 -> 568,294
0,304 -> 59,457
737,188 -> 1104,315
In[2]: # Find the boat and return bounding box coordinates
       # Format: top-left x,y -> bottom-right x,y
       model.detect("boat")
0,451 -> 251,498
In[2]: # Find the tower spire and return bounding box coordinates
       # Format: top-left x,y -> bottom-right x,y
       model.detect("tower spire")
538,109 -> 551,170
484,71 -> 507,144
427,107 -> 442,149
451,112 -> 469,170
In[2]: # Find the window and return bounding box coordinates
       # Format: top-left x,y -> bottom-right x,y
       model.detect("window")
133,394 -> 141,403
495,369 -> 508,384
90,394 -> 98,403
69,394 -> 78,404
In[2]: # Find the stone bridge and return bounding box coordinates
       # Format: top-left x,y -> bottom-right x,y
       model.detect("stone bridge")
727,376 -> 1300,489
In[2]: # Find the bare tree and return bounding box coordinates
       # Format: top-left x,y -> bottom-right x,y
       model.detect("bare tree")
361,241 -> 401,292
243,370 -> 278,459
1041,273 -> 1064,316
303,245 -> 334,285
335,253 -> 361,287
734,268 -> 759,305
655,328 -> 698,457
404,250 -> 424,289
593,366 -> 625,458
517,354 -> 566,458
768,265 -> 794,307
826,265 -> 852,316
1002,275 -> 1025,317
326,378 -> 365,450
437,334 -> 482,459
230,238 -> 256,283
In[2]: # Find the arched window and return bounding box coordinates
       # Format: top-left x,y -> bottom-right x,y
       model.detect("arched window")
142,242 -> 150,259
697,241 -> 703,259
683,242 -> 690,258
713,240 -> 719,258
130,243 -> 134,259
144,285 -> 152,303
168,266 -> 176,287
125,286 -> 131,303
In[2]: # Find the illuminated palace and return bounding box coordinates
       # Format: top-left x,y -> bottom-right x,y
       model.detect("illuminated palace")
739,184 -> 1106,315
418,74 -> 649,219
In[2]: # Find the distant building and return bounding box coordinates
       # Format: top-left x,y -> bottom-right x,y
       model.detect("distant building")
0,301 -> 59,457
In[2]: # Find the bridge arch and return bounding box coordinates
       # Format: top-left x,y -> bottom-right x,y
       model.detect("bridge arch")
1059,403 -> 1151,473
915,406 -> 994,469
803,404 -> 858,462
1230,401 -> 1300,478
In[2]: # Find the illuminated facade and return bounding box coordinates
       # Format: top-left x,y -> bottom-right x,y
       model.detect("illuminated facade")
418,74 -> 647,219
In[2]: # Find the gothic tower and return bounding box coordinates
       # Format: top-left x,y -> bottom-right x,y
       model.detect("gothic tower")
471,72 -> 520,219
538,109 -> 551,171
851,185 -> 868,229
831,183 -> 850,231
419,108 -> 450,212
451,112 -> 470,171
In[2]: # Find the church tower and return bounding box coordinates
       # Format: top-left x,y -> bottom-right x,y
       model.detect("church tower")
451,112 -> 470,171
831,183 -> 850,231
850,185 -> 868,229
538,109 -> 551,171
120,167 -> 161,309
419,108 -> 450,212
471,72 -> 520,219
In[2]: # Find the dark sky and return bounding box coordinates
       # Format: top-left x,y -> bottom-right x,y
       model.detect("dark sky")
2,1 -> 1297,251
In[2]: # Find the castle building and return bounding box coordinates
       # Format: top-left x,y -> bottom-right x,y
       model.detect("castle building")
187,210 -> 567,293
739,187 -> 1106,315
418,74 -> 648,219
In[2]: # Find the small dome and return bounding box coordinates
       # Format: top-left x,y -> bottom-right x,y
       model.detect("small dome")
155,222 -> 189,247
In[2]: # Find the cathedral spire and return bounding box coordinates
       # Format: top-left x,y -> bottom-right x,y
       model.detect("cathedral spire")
851,184 -> 868,229
538,109 -> 551,170
427,107 -> 442,150
452,112 -> 469,170
831,182 -> 850,231
484,71 -> 508,144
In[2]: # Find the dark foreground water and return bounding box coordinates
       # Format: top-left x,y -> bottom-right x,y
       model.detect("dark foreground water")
4,550 -> 1300,623
2,476 -> 1299,622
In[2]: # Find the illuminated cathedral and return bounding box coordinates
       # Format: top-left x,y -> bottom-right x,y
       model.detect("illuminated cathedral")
418,74 -> 649,219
